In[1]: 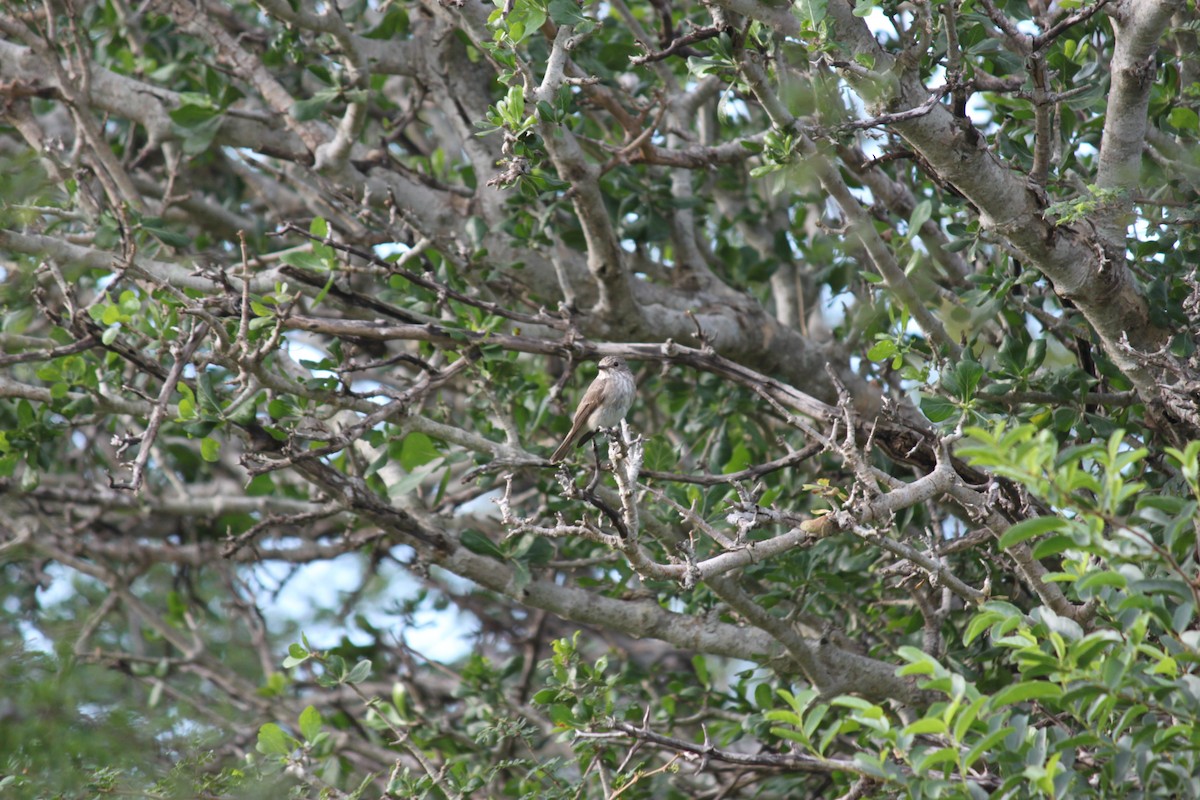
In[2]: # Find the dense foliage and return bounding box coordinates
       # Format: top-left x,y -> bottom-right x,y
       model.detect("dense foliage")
3,0 -> 1200,797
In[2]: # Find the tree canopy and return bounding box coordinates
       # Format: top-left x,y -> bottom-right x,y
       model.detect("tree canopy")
3,0 -> 1200,797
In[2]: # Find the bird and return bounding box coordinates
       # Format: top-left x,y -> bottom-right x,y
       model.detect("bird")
550,356 -> 636,463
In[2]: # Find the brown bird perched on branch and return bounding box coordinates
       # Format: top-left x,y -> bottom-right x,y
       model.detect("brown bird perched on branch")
550,356 -> 636,463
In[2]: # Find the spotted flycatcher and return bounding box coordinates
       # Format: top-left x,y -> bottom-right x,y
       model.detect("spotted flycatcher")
550,356 -> 636,463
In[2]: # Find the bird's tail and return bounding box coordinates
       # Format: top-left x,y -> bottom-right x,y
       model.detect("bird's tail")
549,433 -> 578,463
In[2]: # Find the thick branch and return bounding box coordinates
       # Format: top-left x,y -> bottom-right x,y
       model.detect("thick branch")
1094,0 -> 1182,245
727,0 -> 1181,422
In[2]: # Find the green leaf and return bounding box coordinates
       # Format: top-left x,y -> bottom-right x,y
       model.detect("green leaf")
795,0 -> 827,28
510,559 -> 532,594
1031,534 -> 1076,559
346,659 -> 372,685
200,437 -> 221,462
143,222 -> 191,249
989,681 -> 1062,709
197,372 -> 222,417
531,688 -> 560,704
292,89 -> 340,122
770,726 -> 811,745
754,683 -> 774,710
963,611 -> 1001,646
764,709 -> 802,726
852,0 -> 880,17
256,723 -> 292,756
547,0 -> 587,26
280,250 -> 329,272
908,199 -> 932,234
830,696 -> 877,712
1069,630 -> 1121,667
964,727 -> 1015,770
1075,571 -> 1127,592
913,746 -> 959,773
1037,607 -> 1084,641
284,641 -> 310,668
953,696 -> 987,742
497,0 -> 546,43
903,718 -> 948,736
723,442 -> 751,474
465,216 -> 489,248
118,291 -> 141,314
1168,107 -> 1199,131
460,529 -> 505,560
521,536 -> 554,566
4,307 -> 34,333
399,432 -> 440,470
896,645 -> 942,671
169,103 -> 219,126
998,517 -> 1065,549
867,339 -> 898,361
920,395 -> 958,423
546,703 -> 574,726
16,400 -> 34,428
267,398 -> 294,420
944,358 -> 985,400
299,705 -> 322,740
692,654 -> 710,688
173,114 -> 223,155
176,382 -> 198,421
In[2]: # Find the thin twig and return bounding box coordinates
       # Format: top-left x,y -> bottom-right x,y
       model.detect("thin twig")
630,24 -> 723,64
274,223 -> 563,330
642,442 -> 821,485
113,321 -> 207,493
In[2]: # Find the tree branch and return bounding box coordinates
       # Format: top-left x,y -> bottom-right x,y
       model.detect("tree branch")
1094,0 -> 1182,246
